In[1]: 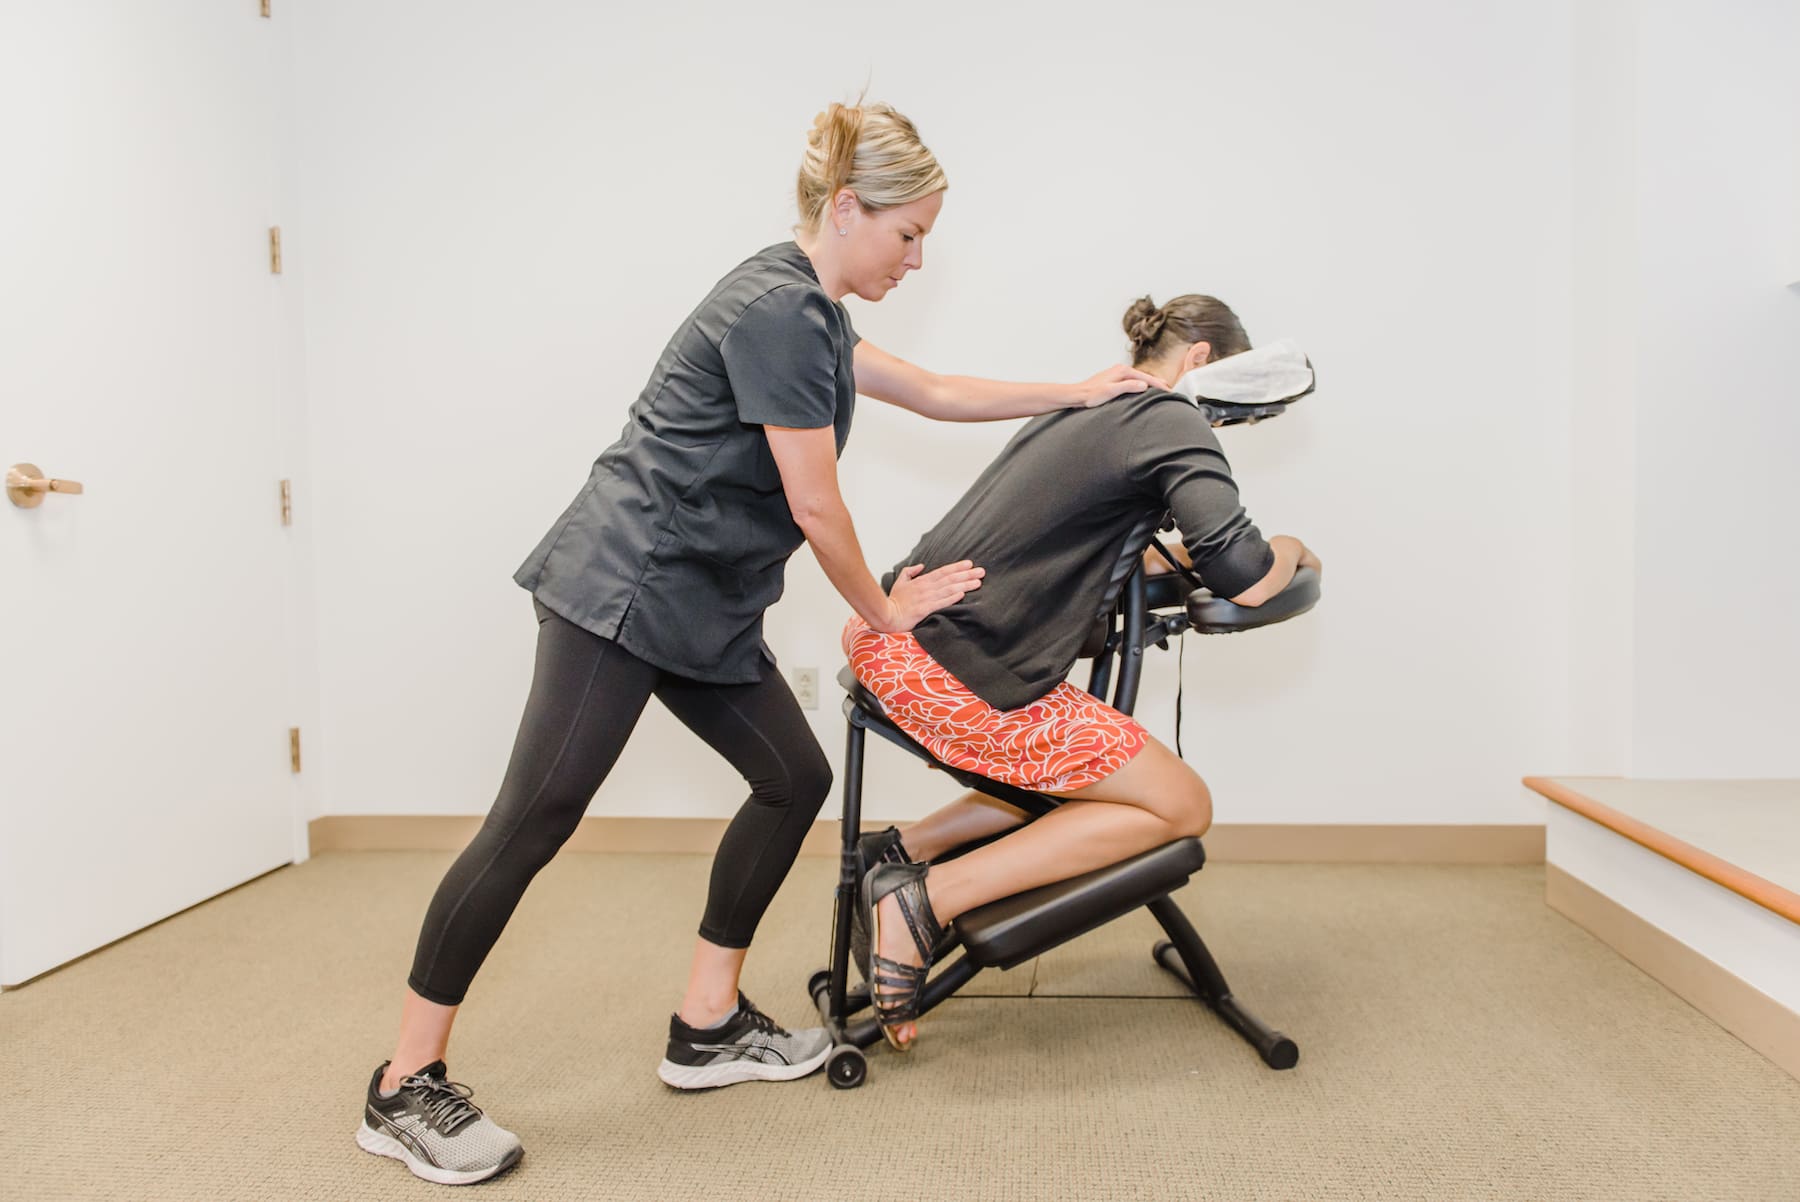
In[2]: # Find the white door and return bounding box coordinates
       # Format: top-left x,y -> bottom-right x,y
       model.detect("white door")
0,5 -> 299,985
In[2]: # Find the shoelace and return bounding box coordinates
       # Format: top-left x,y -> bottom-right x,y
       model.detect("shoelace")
737,1002 -> 787,1038
401,1073 -> 483,1135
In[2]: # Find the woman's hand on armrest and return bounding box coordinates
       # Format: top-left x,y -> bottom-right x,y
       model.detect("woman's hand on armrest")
1229,535 -> 1312,607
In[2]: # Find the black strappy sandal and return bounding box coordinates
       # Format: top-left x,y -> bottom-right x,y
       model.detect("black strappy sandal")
860,826 -> 911,871
860,860 -> 946,1051
850,828 -> 910,983
851,830 -> 960,987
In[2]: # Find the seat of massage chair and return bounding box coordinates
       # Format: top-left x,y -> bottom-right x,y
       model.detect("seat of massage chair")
838,667 -> 1207,970
954,841 -> 1205,969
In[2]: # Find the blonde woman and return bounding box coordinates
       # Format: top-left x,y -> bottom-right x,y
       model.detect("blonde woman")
355,101 -> 1157,1186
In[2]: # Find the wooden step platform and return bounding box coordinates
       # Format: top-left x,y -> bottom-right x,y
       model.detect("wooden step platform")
1524,776 -> 1800,1080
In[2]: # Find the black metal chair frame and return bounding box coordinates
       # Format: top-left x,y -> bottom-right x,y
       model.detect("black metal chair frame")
806,556 -> 1320,1090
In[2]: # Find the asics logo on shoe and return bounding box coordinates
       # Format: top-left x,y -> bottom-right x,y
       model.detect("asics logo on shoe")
686,1039 -> 791,1065
370,1110 -> 436,1163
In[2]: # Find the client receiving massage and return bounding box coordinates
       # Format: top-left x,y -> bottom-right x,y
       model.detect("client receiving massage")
844,293 -> 1320,1048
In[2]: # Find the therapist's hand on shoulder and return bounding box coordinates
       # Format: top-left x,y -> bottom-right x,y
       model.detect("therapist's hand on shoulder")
1069,364 -> 1162,409
883,561 -> 986,633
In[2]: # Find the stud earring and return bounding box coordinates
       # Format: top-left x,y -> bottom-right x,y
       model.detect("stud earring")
838,227 -> 848,236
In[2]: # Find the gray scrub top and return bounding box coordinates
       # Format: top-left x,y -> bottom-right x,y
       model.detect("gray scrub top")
515,241 -> 859,683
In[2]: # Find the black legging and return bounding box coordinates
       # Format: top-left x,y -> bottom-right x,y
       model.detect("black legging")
407,600 -> 832,1006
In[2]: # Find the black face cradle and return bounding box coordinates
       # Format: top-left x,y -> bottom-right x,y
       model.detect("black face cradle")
1187,348 -> 1316,427
1195,399 -> 1295,427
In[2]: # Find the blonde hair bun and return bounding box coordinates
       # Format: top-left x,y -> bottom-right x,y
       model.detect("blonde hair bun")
796,101 -> 947,231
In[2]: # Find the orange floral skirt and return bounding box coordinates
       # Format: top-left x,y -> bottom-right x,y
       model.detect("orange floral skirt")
842,616 -> 1148,794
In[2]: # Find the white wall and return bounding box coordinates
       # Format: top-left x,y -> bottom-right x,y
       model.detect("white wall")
1567,0 -> 1639,777
292,0 -> 1577,825
1569,0 -> 1800,781
1627,0 -> 1800,778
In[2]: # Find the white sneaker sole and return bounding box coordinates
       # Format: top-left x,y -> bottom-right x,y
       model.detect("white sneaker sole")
356,1121 -> 523,1186
657,1041 -> 832,1090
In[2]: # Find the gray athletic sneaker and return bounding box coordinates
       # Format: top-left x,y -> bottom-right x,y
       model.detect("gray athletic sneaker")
657,992 -> 832,1090
357,1060 -> 523,1186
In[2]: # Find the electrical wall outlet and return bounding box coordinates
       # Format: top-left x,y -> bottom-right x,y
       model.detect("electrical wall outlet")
793,667 -> 819,710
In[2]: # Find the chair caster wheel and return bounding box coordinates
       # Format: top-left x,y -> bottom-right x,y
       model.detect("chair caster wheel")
807,969 -> 831,1002
827,1045 -> 866,1090
1263,1037 -> 1299,1070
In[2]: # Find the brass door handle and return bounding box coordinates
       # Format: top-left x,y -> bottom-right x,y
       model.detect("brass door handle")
7,463 -> 85,509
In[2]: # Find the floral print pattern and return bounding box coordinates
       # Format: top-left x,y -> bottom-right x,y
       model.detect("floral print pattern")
842,616 -> 1148,794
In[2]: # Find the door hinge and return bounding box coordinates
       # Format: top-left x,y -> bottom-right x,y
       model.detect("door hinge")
279,479 -> 292,526
269,226 -> 282,274
289,727 -> 302,773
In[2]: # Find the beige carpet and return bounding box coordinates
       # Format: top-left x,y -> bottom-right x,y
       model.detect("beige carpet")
4,852 -> 1798,1201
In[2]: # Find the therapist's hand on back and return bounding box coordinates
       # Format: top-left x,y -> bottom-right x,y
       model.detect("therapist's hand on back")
882,560 -> 986,633
1069,364 -> 1163,409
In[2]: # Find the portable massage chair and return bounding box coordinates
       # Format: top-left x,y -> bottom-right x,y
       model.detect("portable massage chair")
806,382 -> 1320,1090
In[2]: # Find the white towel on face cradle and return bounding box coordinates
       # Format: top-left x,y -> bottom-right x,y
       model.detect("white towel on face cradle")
1173,338 -> 1314,407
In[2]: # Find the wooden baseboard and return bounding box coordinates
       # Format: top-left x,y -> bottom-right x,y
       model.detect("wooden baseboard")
307,816 -> 1544,863
1205,823 -> 1543,863
1547,864 -> 1800,1081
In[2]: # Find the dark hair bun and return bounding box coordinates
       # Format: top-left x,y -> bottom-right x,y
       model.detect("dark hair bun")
1122,296 -> 1168,352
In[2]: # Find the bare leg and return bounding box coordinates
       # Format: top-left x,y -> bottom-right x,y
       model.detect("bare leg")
926,739 -> 1208,920
874,738 -> 1210,1043
898,790 -> 1029,862
382,989 -> 460,1091
676,938 -> 749,1027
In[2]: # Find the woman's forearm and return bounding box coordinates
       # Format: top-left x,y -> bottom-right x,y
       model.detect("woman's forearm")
1230,536 -> 1307,607
794,498 -> 894,630
921,374 -> 1081,422
1142,538 -> 1195,576
854,343 -> 1156,423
